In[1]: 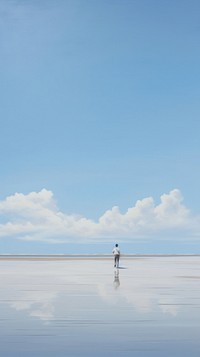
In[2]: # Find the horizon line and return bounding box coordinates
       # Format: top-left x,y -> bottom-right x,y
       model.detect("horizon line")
0,253 -> 200,259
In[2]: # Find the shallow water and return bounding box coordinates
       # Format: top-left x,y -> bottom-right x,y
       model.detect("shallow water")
0,257 -> 200,356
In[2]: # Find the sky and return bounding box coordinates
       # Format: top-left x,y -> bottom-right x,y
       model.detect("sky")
0,0 -> 200,254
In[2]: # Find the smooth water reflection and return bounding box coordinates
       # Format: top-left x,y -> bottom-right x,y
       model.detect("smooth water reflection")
0,257 -> 200,356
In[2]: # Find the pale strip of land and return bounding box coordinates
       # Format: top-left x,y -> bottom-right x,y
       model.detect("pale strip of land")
0,254 -> 199,261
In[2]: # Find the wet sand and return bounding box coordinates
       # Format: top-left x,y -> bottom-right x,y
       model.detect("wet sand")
0,256 -> 200,356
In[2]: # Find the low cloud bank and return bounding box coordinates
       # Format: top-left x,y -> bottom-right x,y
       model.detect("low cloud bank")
0,188 -> 199,243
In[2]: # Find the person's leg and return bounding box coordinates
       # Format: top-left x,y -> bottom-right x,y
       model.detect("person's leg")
114,255 -> 117,267
116,255 -> 119,268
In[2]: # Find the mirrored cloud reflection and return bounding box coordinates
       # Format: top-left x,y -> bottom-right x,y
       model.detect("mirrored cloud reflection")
0,257 -> 200,356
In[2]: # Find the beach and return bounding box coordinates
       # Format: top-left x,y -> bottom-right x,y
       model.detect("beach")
0,256 -> 200,356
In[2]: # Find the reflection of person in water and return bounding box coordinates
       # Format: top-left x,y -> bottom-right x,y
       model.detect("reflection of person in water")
112,244 -> 120,268
113,269 -> 120,289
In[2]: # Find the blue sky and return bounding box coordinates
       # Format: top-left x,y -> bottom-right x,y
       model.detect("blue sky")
0,0 -> 200,254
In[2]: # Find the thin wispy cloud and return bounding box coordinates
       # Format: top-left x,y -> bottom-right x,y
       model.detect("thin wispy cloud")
0,189 -> 198,243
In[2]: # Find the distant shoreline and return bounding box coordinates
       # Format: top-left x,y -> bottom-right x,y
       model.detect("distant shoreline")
0,254 -> 200,261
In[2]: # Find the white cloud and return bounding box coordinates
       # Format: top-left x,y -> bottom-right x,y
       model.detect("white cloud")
0,188 -> 199,243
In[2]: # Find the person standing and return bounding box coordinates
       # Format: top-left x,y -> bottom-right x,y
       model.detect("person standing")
112,244 -> 120,268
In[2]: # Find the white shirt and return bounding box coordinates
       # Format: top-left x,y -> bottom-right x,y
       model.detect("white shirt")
112,247 -> 120,256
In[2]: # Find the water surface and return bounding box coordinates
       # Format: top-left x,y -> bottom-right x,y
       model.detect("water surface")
0,256 -> 200,356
